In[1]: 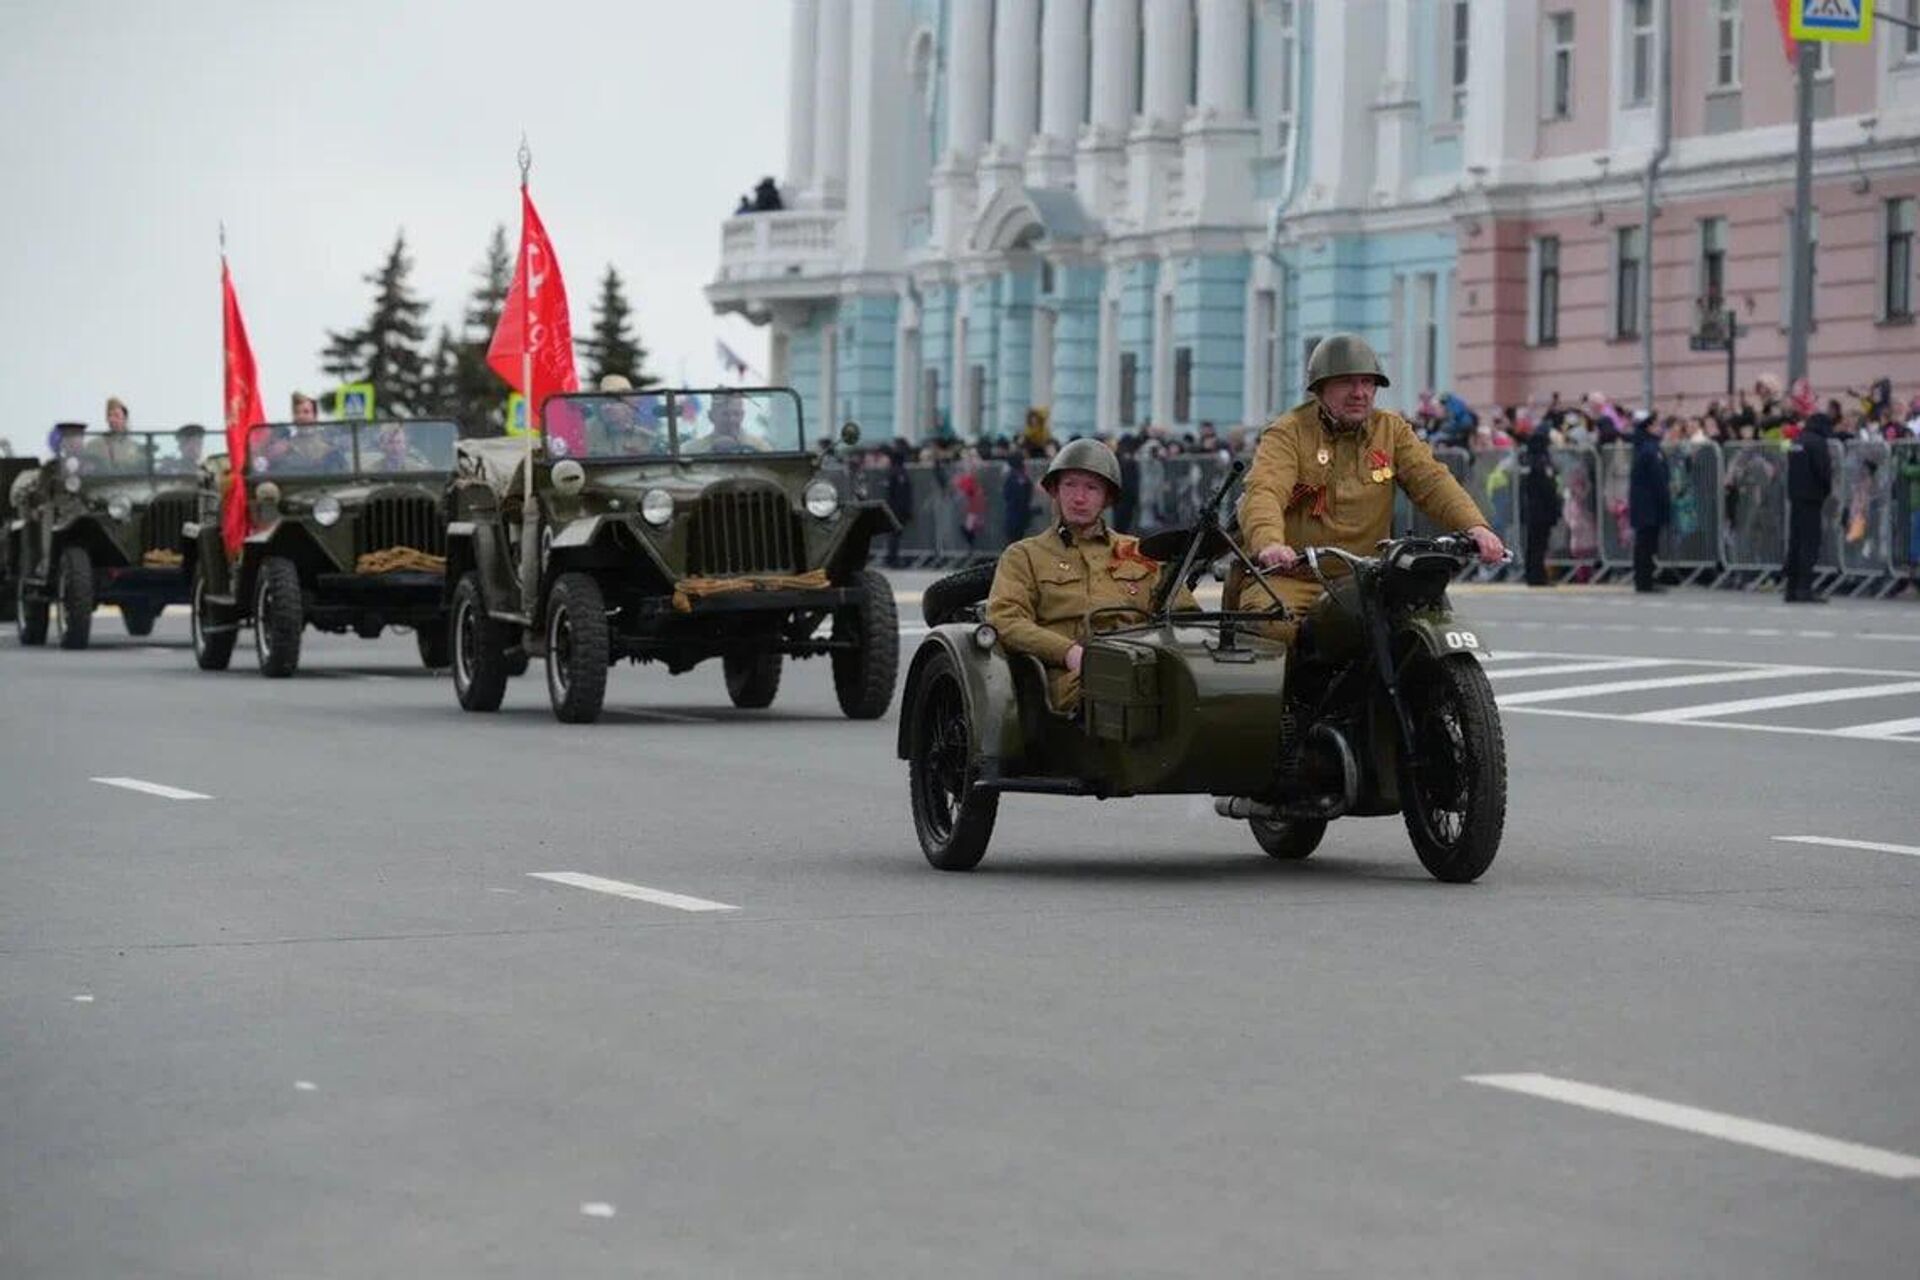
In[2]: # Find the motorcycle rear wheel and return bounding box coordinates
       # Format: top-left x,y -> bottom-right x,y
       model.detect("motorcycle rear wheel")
1400,657 -> 1506,884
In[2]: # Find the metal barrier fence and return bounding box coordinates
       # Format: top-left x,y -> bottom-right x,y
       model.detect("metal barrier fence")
838,437 -> 1916,588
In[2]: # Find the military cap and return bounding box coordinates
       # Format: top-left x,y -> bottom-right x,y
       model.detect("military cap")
1305,333 -> 1390,393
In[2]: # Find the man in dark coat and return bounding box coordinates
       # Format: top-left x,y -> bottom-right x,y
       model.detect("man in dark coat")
1517,430 -> 1561,586
1783,412 -> 1834,603
883,441 -> 915,567
1627,410 -> 1670,593
1001,449 -> 1037,545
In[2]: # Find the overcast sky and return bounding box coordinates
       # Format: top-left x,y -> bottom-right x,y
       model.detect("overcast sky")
0,0 -> 790,458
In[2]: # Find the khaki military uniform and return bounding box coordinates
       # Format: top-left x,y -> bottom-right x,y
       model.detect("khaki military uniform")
986,520 -> 1197,710
1238,401 -> 1486,615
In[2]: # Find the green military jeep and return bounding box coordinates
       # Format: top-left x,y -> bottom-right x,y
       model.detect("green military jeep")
11,429 -> 208,649
183,419 -> 458,676
445,386 -> 899,723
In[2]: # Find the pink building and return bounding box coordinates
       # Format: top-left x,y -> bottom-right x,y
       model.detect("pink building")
1454,0 -> 1920,412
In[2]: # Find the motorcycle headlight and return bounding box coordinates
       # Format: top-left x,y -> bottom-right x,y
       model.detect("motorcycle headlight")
107,495 -> 132,521
641,488 -> 675,527
804,479 -> 840,520
313,494 -> 342,527
63,475 -> 82,494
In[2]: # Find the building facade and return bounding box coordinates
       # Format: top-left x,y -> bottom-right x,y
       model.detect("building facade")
707,1 -> 1920,441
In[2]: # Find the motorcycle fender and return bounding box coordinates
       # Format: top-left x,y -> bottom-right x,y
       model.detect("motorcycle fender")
896,625 -> 1023,765
1397,613 -> 1493,662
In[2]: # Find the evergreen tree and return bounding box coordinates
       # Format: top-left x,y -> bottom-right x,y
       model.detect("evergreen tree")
578,265 -> 656,388
320,231 -> 432,416
447,224 -> 513,434
421,326 -> 459,419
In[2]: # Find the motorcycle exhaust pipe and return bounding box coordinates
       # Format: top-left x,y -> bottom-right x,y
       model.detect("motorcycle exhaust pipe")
1217,724 -> 1361,822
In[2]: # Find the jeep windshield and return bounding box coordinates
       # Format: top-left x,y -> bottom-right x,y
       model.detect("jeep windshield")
247,420 -> 458,478
541,388 -> 805,462
57,430 -> 209,479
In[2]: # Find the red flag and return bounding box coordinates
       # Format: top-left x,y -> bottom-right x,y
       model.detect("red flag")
1772,0 -> 1799,66
488,185 -> 579,447
221,257 -> 267,555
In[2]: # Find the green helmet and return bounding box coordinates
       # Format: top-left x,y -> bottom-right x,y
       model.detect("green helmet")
1305,333 -> 1391,393
1042,437 -> 1122,499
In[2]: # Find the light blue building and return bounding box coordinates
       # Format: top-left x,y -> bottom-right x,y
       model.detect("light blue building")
708,0 -> 1481,444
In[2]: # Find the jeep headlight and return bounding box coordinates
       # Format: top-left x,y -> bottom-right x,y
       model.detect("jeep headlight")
63,474 -> 82,494
107,495 -> 132,521
551,459 -> 586,496
804,479 -> 839,520
641,488 -> 674,528
255,481 -> 282,513
312,494 -> 342,527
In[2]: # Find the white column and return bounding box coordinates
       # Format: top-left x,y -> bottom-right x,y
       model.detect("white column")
846,0 -> 906,270
1300,0 -> 1382,212
810,0 -> 851,205
785,0 -> 818,198
1370,0 -> 1419,204
1030,0 -> 1089,187
1183,0 -> 1257,222
1139,0 -> 1191,131
1461,0 -> 1540,186
1077,0 -> 1136,216
932,0 -> 991,253
983,0 -> 1041,195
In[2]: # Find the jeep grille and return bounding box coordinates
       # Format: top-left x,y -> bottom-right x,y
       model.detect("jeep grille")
686,487 -> 801,576
356,492 -> 445,558
142,493 -> 196,555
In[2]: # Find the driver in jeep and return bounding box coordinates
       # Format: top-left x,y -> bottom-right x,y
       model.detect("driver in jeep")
1238,333 -> 1503,620
986,438 -> 1196,712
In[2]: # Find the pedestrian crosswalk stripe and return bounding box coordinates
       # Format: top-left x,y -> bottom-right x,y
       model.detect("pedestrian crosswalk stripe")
1826,716 -> 1920,741
1628,681 -> 1920,724
1484,658 -> 1672,681
1774,835 -> 1920,859
1495,666 -> 1819,707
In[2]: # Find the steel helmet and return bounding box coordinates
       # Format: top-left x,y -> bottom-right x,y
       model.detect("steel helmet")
1305,333 -> 1391,392
1041,437 -> 1122,500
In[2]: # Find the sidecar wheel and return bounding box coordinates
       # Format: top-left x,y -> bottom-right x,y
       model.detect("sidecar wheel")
1401,657 -> 1506,884
906,650 -> 998,871
1250,817 -> 1326,860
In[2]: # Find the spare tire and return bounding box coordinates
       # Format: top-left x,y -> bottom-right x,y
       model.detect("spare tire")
921,562 -> 997,627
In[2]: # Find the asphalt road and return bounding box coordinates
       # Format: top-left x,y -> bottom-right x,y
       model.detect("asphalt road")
3,576 -> 1917,1278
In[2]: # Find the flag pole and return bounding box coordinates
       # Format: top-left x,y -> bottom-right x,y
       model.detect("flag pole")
517,138 -> 539,618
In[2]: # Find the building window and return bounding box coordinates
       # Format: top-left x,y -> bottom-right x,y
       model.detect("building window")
1546,12 -> 1575,120
1173,346 -> 1193,423
923,367 -> 941,435
1416,275 -> 1439,392
1449,0 -> 1470,122
1886,198 -> 1915,321
968,363 -> 986,435
1532,236 -> 1561,346
1712,0 -> 1740,88
1781,209 -> 1821,326
1186,0 -> 1199,108
1255,288 -> 1280,414
1904,0 -> 1920,58
1699,216 -> 1728,314
1276,0 -> 1296,118
1119,351 -> 1138,426
1626,0 -> 1655,107
1614,225 -> 1643,339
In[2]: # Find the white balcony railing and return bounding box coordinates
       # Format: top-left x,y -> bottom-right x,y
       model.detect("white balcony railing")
713,210 -> 843,285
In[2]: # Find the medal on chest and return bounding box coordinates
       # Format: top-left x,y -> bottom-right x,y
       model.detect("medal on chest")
1316,447 -> 1330,466
1368,448 -> 1394,484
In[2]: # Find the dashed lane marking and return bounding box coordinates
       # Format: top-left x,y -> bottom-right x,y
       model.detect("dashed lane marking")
1465,1073 -> 1920,1179
1628,680 -> 1920,724
90,777 -> 212,801
1825,715 -> 1920,741
527,871 -> 738,913
1502,705 -> 1920,744
1494,665 -> 1820,707
1483,658 -> 1672,681
1774,835 -> 1920,860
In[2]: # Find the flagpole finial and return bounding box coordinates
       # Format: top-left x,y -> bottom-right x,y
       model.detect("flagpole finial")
517,134 -> 532,186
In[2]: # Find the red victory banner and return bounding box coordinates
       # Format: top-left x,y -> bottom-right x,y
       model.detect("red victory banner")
221,255 -> 267,555
487,183 -> 579,448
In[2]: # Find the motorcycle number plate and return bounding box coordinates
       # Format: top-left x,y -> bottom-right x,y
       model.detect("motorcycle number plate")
1442,630 -> 1481,651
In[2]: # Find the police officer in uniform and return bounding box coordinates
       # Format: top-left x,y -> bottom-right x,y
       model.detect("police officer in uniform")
986,438 -> 1195,712
1238,334 -> 1502,620
1783,412 -> 1834,604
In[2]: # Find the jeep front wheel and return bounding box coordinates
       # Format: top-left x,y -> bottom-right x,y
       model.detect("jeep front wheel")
15,567 -> 49,646
451,574 -> 509,711
723,651 -> 782,709
545,572 -> 609,724
831,568 -> 900,720
53,545 -> 94,651
190,567 -> 235,671
253,555 -> 303,677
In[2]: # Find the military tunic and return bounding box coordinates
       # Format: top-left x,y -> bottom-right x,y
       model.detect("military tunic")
1238,401 -> 1486,614
986,520 -> 1194,709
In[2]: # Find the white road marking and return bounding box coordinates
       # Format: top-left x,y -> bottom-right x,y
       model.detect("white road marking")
1861,632 -> 1920,643
90,776 -> 212,801
294,1080 -> 318,1091
1495,666 -> 1817,707
528,871 -> 739,913
1774,835 -> 1920,860
1465,1073 -> 1920,1179
1484,658 -> 1671,681
72,994 -> 94,1003
1503,705 -> 1920,744
580,1202 -> 617,1219
1629,680 -> 1920,724
602,708 -> 710,724
1827,716 -> 1920,741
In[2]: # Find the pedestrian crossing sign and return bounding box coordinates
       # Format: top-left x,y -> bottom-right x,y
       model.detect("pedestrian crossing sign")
1790,0 -> 1874,42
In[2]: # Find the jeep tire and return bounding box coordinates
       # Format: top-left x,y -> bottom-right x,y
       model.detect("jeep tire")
54,545 -> 94,651
416,620 -> 451,669
15,567 -> 49,646
831,568 -> 899,720
451,573 -> 509,711
545,572 -> 609,724
254,555 -> 304,677
190,566 -> 235,671
723,650 -> 782,709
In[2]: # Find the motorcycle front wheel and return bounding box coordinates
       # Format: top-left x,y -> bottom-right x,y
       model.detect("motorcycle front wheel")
1399,657 -> 1506,884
